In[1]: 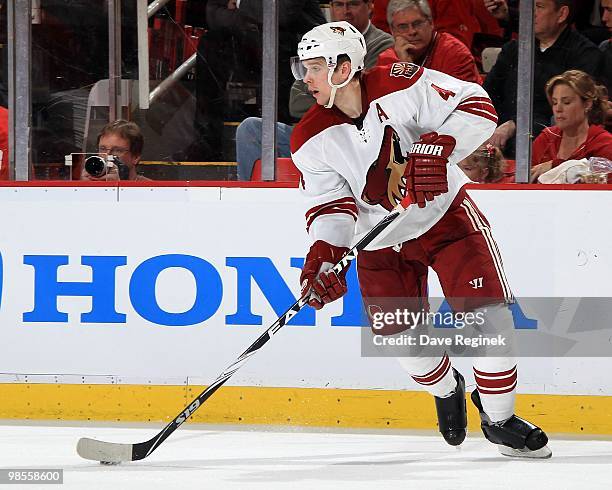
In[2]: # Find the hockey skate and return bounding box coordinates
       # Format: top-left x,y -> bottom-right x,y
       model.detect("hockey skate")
471,389 -> 552,458
434,369 -> 467,446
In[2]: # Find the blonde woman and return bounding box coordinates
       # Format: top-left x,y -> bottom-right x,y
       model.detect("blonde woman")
530,70 -> 612,182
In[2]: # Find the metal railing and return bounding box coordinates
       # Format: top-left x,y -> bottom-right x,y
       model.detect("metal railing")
515,0 -> 535,183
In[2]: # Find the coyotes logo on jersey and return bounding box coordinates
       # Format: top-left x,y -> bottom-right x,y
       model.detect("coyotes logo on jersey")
390,62 -> 419,79
361,125 -> 408,211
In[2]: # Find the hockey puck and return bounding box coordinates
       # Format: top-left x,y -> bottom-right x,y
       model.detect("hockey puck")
100,461 -> 120,466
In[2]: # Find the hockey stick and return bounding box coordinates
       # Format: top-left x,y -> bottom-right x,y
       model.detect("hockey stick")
76,196 -> 412,464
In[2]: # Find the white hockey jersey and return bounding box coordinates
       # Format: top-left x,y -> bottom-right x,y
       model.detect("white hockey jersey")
290,63 -> 498,251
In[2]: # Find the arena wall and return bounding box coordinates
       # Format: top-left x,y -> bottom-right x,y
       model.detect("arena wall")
1,183 -> 611,434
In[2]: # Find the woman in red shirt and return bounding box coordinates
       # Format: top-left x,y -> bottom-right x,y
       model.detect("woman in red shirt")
531,70 -> 612,182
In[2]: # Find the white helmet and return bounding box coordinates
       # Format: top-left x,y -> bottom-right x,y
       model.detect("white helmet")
291,21 -> 366,108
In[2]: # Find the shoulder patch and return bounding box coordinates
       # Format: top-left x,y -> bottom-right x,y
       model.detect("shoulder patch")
389,62 -> 419,79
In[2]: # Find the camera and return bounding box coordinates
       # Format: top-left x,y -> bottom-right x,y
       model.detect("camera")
64,153 -> 128,180
84,155 -> 109,177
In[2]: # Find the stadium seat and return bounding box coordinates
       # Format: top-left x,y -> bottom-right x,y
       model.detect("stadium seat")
251,158 -> 301,182
481,47 -> 502,73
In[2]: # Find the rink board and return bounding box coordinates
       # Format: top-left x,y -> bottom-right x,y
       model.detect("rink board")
1,384 -> 611,435
0,184 -> 612,433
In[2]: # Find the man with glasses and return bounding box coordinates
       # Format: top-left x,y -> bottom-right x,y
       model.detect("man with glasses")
377,0 -> 482,84
82,120 -> 149,181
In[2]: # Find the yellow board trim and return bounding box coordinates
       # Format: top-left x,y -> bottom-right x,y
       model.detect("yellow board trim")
1,385 -> 611,435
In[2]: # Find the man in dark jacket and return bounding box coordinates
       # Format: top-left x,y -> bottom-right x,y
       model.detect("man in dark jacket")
484,0 -> 602,156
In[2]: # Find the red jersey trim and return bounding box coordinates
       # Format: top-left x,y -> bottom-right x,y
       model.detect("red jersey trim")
411,353 -> 451,386
474,365 -> 518,393
477,382 -> 517,395
457,96 -> 498,123
305,197 -> 358,232
290,103 -> 352,154
473,366 -> 517,378
457,106 -> 499,123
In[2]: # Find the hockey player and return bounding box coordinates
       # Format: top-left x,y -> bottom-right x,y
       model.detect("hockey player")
290,21 -> 551,458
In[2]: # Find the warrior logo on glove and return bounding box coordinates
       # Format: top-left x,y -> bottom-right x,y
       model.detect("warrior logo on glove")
362,127 -> 456,210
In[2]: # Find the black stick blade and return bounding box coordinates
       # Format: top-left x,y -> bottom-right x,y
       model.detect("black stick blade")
77,437 -> 134,463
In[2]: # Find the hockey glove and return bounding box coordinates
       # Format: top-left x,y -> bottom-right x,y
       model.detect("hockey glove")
404,132 -> 456,208
300,240 -> 350,310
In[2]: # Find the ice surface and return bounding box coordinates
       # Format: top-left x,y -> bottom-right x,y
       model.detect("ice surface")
2,423 -> 611,490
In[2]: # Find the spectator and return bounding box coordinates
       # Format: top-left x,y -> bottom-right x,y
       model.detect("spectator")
377,0 -> 482,84
458,143 -> 512,183
82,120 -> 149,181
235,0 -> 393,180
0,105 -> 8,180
483,0 -> 519,39
470,0 -> 505,69
530,70 -> 612,182
378,0 -> 486,49
603,0 -> 612,34
484,0 -> 602,157
472,0 -> 504,39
